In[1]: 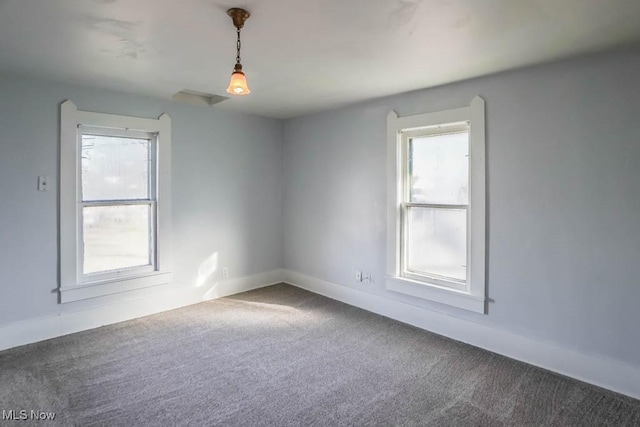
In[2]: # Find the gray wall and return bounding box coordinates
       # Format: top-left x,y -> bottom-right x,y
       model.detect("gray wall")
282,48 -> 640,367
0,73 -> 283,325
2,48 -> 639,370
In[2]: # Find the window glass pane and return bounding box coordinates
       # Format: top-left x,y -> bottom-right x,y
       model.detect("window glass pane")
82,205 -> 151,275
410,131 -> 469,204
81,134 -> 150,201
406,207 -> 466,282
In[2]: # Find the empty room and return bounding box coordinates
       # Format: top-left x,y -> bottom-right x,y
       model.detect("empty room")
1,0 -> 640,425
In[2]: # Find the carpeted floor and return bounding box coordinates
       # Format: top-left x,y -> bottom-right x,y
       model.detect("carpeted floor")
1,283 -> 639,426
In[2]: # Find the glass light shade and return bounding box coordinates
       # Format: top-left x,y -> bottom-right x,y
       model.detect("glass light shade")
226,70 -> 250,95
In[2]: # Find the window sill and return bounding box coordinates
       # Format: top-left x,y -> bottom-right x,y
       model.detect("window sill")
385,276 -> 485,314
60,271 -> 172,303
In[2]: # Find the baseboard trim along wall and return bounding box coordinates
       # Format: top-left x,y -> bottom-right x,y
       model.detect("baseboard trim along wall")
282,269 -> 640,400
3,268 -> 639,400
0,269 -> 285,352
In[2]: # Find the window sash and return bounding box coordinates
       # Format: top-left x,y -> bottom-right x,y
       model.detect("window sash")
78,130 -> 156,203
399,129 -> 471,291
400,204 -> 468,291
78,198 -> 158,282
76,129 -> 159,283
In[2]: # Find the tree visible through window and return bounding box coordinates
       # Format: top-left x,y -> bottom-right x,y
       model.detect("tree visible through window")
80,131 -> 156,276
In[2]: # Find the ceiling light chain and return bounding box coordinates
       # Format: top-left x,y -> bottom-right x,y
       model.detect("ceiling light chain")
236,27 -> 241,65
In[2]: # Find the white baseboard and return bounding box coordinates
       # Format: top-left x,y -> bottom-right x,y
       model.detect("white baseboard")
5,268 -> 639,400
283,269 -> 640,400
0,269 -> 285,352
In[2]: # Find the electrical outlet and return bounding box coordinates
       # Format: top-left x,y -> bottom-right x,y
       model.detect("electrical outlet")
355,270 -> 362,282
222,267 -> 229,278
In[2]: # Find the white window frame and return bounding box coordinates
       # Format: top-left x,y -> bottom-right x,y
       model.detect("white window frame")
60,100 -> 172,303
386,96 -> 486,313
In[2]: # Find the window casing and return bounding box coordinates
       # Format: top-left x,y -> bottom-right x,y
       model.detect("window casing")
60,101 -> 172,303
386,97 -> 486,313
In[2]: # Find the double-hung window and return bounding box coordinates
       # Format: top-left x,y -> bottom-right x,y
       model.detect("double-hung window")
386,96 -> 486,313
401,124 -> 470,289
60,101 -> 172,303
79,127 -> 157,278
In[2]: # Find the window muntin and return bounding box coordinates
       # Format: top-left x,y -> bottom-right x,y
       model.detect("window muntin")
78,128 -> 157,280
400,124 -> 470,290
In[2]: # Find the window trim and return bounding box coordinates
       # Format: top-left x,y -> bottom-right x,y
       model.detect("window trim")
386,96 -> 486,313
60,100 -> 172,303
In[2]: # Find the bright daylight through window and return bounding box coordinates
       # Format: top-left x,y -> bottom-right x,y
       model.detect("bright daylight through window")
60,101 -> 172,303
386,97 -> 486,313
80,130 -> 156,276
402,126 -> 469,288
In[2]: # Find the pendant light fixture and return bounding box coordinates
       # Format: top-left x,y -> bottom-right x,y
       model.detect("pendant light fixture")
226,8 -> 251,96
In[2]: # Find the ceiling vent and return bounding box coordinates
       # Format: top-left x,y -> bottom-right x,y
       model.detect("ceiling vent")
171,90 -> 229,107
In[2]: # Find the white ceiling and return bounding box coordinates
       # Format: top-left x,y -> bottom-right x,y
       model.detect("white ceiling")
1,0 -> 639,118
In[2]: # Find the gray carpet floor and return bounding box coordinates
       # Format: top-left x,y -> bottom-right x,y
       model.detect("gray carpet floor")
1,283 -> 639,426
